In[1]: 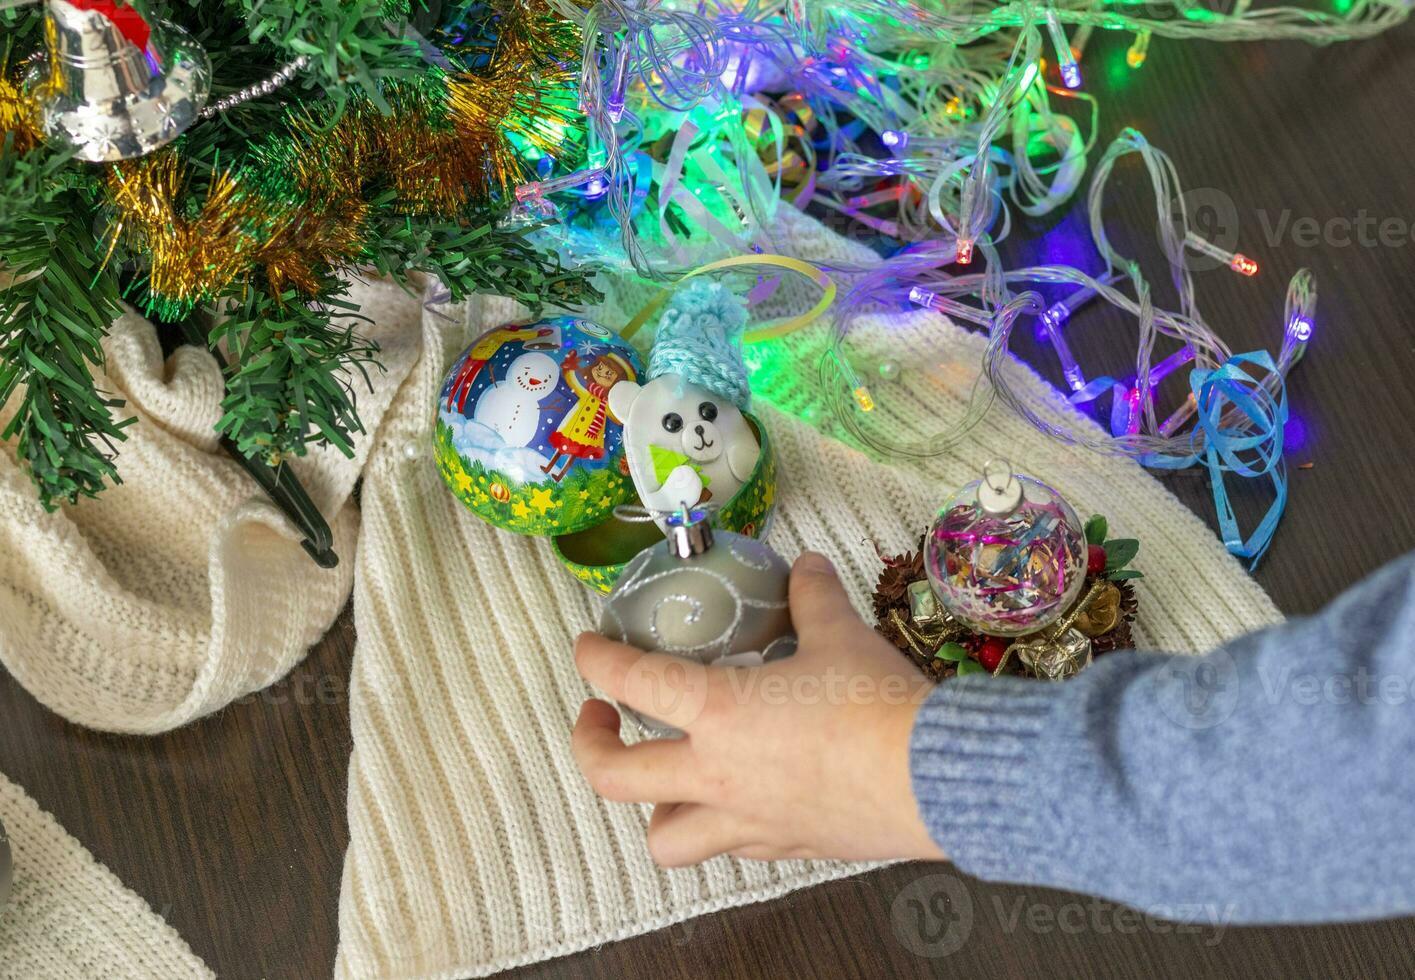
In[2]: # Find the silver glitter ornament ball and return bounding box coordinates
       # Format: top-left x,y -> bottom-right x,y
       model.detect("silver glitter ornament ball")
32,0 -> 210,162
599,509 -> 796,738
0,815 -> 11,916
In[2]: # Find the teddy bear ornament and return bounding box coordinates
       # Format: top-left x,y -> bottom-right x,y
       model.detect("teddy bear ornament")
609,280 -> 762,523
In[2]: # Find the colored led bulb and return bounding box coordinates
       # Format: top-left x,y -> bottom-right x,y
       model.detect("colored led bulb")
514,168 -> 605,209
908,286 -> 937,309
1230,253 -> 1259,276
1287,315 -> 1314,342
834,352 -> 875,413
1185,231 -> 1260,277
1045,9 -> 1083,89
606,43 -> 631,123
1127,30 -> 1152,69
906,287 -> 993,328
1038,301 -> 1070,340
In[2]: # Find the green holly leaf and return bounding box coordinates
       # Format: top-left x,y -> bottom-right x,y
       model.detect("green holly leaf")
1108,569 -> 1145,581
1084,514 -> 1109,547
935,642 -> 969,662
1103,538 -> 1140,570
956,660 -> 988,676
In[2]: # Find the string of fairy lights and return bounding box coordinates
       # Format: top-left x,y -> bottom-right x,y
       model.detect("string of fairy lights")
4,0 -> 1398,553
513,0 -> 1388,563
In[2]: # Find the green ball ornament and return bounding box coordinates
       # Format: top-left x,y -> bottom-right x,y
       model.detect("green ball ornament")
435,317 -> 644,535
598,507 -> 797,738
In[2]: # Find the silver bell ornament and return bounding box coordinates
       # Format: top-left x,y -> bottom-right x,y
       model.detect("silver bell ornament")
598,506 -> 797,738
31,0 -> 210,162
923,459 -> 1087,637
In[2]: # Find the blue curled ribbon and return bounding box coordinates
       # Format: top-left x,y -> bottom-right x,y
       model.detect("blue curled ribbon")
1143,351 -> 1289,568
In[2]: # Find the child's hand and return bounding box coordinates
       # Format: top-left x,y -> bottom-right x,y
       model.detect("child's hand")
572,552 -> 946,867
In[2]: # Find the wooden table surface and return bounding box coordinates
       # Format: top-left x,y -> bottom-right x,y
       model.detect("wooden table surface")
3,25 -> 1415,980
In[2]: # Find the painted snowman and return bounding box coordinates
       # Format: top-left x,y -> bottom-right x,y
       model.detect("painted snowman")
473,352 -> 559,447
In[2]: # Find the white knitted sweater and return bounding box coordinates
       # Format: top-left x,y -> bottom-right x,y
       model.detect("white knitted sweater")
0,210 -> 1280,977
0,773 -> 212,979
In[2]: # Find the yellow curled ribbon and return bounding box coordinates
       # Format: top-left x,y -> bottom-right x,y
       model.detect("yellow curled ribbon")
741,94 -> 818,206
620,253 -> 836,345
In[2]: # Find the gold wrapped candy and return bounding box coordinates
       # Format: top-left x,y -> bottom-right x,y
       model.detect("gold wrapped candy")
998,578 -> 1113,681
1008,629 -> 1093,681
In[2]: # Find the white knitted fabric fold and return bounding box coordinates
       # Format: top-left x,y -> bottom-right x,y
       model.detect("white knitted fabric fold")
335,212 -> 1281,978
0,772 -> 213,979
0,279 -> 421,734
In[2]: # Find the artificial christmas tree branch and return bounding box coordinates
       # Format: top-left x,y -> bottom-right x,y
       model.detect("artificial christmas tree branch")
0,0 -> 601,514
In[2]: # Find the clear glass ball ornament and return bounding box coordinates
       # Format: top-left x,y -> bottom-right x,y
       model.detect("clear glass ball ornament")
923,460 -> 1087,636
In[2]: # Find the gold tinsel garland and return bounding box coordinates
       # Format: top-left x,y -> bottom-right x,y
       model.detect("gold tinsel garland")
84,1 -> 580,315
0,59 -> 40,154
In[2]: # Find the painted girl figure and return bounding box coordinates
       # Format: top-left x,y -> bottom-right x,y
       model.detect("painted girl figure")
541,349 -> 636,482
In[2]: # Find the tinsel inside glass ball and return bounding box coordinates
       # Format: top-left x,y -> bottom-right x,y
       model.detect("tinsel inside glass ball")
598,526 -> 797,737
923,474 -> 1087,636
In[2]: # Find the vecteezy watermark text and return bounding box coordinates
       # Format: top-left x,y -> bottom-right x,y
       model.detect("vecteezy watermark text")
1256,209 -> 1415,249
1169,187 -> 1415,262
891,871 -> 1233,958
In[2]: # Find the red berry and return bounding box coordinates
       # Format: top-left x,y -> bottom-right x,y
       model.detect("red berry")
1087,544 -> 1107,576
977,636 -> 1007,673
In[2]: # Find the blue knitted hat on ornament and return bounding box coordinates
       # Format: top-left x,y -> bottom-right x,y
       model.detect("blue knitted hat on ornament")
646,279 -> 752,410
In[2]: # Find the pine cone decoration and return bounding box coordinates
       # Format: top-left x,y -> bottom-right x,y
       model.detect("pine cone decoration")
1091,579 -> 1139,655
871,533 -> 1141,682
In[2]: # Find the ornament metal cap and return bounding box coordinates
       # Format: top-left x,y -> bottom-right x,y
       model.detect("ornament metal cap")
664,506 -> 715,559
32,0 -> 210,162
976,458 -> 1024,516
613,502 -> 718,559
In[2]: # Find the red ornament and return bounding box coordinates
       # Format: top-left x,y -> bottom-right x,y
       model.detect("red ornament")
976,636 -> 1007,673
1087,544 -> 1107,576
67,0 -> 153,51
